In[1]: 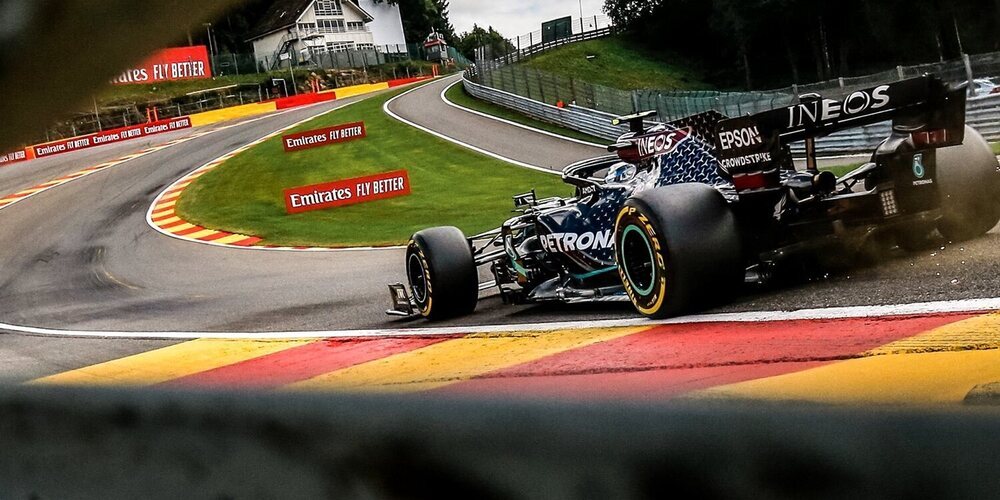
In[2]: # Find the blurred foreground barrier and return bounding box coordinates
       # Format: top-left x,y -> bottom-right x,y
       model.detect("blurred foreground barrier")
1,386 -> 999,498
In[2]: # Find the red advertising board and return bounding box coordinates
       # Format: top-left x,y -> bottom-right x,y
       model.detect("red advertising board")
284,170 -> 411,214
33,117 -> 192,159
112,46 -> 211,85
282,122 -> 367,153
0,149 -> 29,167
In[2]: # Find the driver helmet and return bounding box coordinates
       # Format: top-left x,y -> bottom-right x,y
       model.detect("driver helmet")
605,162 -> 638,184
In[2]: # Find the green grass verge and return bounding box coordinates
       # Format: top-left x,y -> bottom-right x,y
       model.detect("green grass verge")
821,162 -> 865,178
444,81 -> 609,145
97,75 -> 269,107
518,36 -> 709,91
992,142 -> 1000,155
176,83 -> 570,247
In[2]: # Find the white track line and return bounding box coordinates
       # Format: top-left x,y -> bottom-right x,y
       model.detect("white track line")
440,78 -> 609,149
383,78 -> 560,176
1,297 -> 997,340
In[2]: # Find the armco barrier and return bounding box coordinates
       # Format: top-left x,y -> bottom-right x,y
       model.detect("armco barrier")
465,75 -> 1000,155
31,116 -> 192,160
463,78 -> 624,141
13,78 -> 437,164
388,76 -> 434,88
2,386 -> 1000,498
0,149 -> 30,167
274,92 -> 338,110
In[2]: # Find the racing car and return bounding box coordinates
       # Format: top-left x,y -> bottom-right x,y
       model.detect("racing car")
388,75 -> 1000,320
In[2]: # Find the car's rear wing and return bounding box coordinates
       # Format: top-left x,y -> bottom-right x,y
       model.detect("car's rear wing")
714,75 -> 968,182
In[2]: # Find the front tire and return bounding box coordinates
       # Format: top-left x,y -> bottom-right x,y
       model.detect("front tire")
615,183 -> 743,319
406,227 -> 478,320
936,126 -> 1000,241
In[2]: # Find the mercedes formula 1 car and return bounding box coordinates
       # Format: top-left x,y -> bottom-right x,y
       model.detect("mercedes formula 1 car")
388,75 -> 1000,320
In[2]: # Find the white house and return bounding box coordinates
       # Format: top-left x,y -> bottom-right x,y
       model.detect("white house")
249,0 -> 407,69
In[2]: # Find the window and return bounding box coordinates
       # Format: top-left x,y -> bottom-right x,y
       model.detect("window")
296,22 -> 316,33
326,41 -> 354,52
318,19 -> 345,33
347,21 -> 366,32
314,0 -> 343,16
355,43 -> 375,51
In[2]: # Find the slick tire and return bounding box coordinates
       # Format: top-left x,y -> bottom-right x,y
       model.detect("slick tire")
936,126 -> 1000,242
615,183 -> 743,319
406,226 -> 478,320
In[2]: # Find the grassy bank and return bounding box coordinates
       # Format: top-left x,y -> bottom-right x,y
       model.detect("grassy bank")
444,81 -> 609,144
97,75 -> 270,107
518,36 -> 709,91
176,83 -> 569,247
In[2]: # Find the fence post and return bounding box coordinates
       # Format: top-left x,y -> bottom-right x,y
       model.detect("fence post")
537,68 -> 546,104
897,65 -> 905,80
838,77 -> 845,89
92,98 -> 102,132
963,53 -> 975,96
631,90 -> 640,114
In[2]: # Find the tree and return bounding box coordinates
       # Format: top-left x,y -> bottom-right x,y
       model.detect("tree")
602,0 -> 1000,88
454,25 -> 515,61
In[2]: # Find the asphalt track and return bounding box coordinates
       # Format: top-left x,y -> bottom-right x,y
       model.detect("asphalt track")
1,75 -> 1000,386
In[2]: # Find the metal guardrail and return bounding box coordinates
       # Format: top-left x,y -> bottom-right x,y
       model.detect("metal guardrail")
463,77 -> 621,140
464,75 -> 1000,155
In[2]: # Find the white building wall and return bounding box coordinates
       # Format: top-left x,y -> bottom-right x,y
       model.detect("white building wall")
252,30 -> 290,67
253,0 -> 405,66
357,0 -> 407,46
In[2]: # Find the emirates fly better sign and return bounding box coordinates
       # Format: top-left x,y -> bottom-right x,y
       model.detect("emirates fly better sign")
284,170 -> 411,214
282,122 -> 367,152
112,46 -> 211,85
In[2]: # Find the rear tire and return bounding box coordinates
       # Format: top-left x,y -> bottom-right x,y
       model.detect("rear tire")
614,183 -> 743,319
936,126 -> 1000,241
406,227 -> 478,320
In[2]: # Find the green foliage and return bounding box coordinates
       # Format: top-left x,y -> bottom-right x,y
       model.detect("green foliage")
603,0 -> 1000,88
454,25 -> 515,61
176,84 -> 568,247
518,36 -> 709,91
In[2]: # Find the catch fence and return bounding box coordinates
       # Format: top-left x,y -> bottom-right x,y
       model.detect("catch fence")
466,50 -> 1000,154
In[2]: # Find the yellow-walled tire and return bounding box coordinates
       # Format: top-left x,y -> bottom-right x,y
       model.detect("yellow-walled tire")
615,183 -> 743,319
406,227 -> 478,320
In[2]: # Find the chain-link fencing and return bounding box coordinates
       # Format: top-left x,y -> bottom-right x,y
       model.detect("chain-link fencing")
466,41 -> 1000,153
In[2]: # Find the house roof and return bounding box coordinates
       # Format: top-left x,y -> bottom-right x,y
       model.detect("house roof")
248,0 -> 375,40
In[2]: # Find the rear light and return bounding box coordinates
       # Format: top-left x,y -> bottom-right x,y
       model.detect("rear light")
880,190 -> 899,217
732,172 -> 770,191
911,129 -> 950,148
